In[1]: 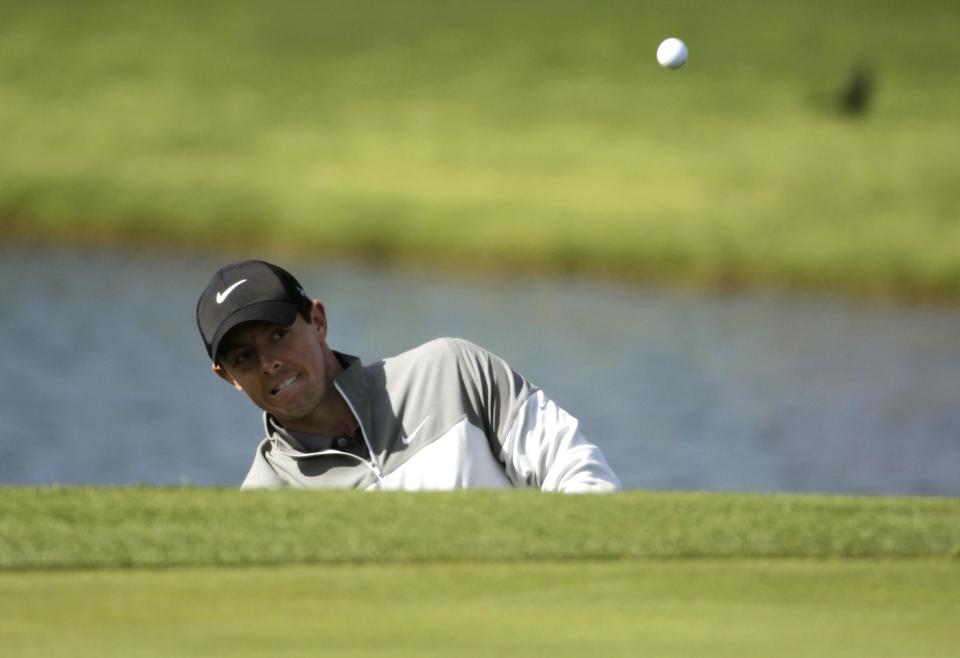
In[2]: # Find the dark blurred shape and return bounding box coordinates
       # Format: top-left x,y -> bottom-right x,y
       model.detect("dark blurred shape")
837,64 -> 875,117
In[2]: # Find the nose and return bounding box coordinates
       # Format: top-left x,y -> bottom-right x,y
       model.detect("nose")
258,348 -> 281,374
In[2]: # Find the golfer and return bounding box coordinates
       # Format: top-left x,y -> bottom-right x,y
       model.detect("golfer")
197,260 -> 621,492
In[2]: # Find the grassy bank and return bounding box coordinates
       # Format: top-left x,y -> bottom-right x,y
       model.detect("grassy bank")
1,1 -> 959,297
1,488 -> 957,570
2,488 -> 958,657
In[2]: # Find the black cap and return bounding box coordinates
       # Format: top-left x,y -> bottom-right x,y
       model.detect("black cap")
196,260 -> 311,362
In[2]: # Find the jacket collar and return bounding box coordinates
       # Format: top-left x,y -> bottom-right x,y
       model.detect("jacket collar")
329,350 -> 374,444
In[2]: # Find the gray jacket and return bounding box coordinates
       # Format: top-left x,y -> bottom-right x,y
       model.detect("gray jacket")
242,338 -> 621,492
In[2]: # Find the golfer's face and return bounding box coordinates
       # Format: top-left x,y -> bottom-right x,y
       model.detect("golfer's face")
217,315 -> 330,424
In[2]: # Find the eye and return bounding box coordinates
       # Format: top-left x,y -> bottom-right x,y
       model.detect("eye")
271,328 -> 289,342
229,349 -> 252,368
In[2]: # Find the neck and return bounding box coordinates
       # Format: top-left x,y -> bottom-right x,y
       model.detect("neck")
274,350 -> 357,435
281,394 -> 358,436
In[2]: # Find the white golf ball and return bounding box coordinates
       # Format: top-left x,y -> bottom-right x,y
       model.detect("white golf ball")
657,37 -> 688,69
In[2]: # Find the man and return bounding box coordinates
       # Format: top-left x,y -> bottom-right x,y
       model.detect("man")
196,260 -> 621,492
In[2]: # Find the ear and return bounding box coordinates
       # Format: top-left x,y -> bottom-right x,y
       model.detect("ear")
212,363 -> 243,391
309,299 -> 328,340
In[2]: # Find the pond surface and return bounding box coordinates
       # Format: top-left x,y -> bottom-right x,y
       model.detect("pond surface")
1,245 -> 958,495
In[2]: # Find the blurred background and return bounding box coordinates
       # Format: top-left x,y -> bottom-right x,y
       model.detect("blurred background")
0,0 -> 958,494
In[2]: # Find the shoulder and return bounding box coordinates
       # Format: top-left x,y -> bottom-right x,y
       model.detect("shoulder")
376,338 -> 505,395
240,437 -> 285,489
383,337 -> 533,394
384,337 -> 487,368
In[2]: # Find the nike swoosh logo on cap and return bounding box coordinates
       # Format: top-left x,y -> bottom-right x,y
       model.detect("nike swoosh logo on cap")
216,279 -> 247,304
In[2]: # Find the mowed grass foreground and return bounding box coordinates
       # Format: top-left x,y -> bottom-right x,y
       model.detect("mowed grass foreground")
1,0 -> 959,297
1,489 -> 958,657
2,561 -> 957,658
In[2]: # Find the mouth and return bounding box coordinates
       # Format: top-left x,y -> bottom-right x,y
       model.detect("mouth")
270,375 -> 298,397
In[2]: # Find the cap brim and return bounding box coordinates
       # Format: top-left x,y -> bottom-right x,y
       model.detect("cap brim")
210,300 -> 300,362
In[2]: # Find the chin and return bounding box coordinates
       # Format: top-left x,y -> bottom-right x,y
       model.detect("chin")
270,398 -> 318,423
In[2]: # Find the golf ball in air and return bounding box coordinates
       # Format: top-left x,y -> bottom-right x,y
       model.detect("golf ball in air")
657,37 -> 688,69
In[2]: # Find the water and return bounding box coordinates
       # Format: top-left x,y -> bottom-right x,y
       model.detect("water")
1,245 -> 958,495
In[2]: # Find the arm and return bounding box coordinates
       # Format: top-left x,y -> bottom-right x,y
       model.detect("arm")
450,338 -> 621,493
498,389 -> 621,493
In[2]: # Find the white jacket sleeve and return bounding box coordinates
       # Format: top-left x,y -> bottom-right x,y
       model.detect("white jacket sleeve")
498,390 -> 621,493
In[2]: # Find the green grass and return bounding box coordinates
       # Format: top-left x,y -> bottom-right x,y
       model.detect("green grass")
2,561 -> 958,658
1,488 -> 957,569
1,1 -> 959,297
2,488 -> 957,656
